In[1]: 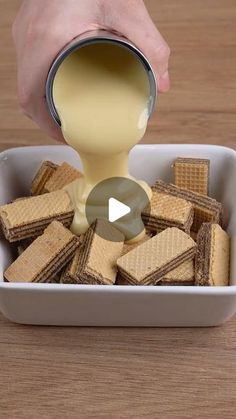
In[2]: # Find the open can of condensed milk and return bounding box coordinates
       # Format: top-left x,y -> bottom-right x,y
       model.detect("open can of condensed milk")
46,30 -> 157,126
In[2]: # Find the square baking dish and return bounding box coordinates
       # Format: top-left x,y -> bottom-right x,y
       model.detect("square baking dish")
0,144 -> 236,326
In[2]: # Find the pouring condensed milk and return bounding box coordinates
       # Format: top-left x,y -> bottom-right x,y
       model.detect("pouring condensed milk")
46,31 -> 157,243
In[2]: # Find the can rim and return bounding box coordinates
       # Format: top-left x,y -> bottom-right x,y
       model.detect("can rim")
46,35 -> 157,127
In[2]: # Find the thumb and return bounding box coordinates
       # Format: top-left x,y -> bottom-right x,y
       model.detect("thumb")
112,0 -> 170,92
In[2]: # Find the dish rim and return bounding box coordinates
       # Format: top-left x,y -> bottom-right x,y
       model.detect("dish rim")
0,143 -> 235,295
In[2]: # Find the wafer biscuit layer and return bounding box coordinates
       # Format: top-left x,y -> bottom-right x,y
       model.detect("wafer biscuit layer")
4,221 -> 79,283
62,219 -> 124,285
153,180 -> 222,232
0,190 -> 74,242
31,161 -> 58,195
195,223 -> 230,286
174,157 -> 210,195
44,162 -> 82,193
142,191 -> 194,234
117,227 -> 196,285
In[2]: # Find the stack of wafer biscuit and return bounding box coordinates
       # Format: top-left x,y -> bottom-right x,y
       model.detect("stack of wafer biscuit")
142,191 -> 194,234
0,156 -> 230,286
4,221 -> 80,283
195,223 -> 230,286
117,228 -> 196,285
118,156 -> 229,286
0,190 -> 74,242
61,219 -> 124,285
153,180 -> 222,233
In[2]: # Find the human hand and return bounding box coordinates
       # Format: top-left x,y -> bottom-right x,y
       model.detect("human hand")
13,0 -> 170,140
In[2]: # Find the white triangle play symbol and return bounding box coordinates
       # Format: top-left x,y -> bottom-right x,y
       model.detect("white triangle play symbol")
108,197 -> 131,223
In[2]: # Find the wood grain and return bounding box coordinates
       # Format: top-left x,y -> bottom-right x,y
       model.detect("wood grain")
0,1 -> 236,418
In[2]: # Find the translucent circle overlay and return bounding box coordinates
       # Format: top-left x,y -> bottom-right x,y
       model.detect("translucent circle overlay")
85,177 -> 150,242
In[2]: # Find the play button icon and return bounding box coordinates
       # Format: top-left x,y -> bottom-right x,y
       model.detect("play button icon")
108,198 -> 131,223
85,177 -> 150,242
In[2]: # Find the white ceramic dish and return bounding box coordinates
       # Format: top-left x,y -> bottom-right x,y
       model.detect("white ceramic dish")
0,144 -> 236,327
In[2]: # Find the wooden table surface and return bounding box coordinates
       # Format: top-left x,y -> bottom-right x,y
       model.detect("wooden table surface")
0,1 -> 236,418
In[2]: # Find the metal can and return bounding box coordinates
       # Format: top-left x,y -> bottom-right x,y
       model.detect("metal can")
46,29 -> 157,127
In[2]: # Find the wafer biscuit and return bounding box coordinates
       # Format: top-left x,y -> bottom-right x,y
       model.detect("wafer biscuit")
102,260 -> 194,286
0,190 -> 74,242
174,157 -> 210,195
153,180 -> 222,233
31,161 -> 58,195
142,191 -> 194,234
195,223 -> 230,286
158,259 -> 195,285
62,219 -> 124,285
117,227 -> 196,285
4,221 -> 79,283
44,162 -> 82,193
